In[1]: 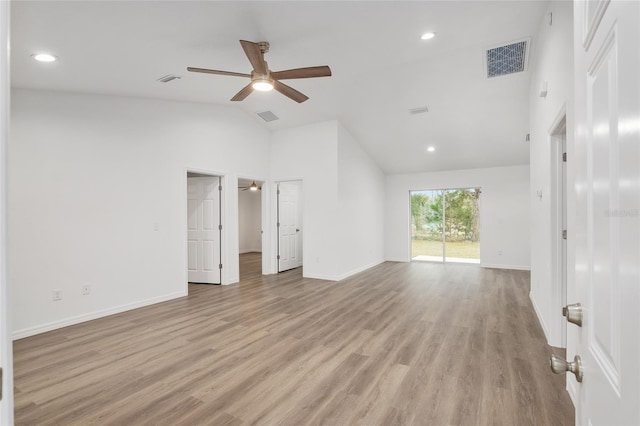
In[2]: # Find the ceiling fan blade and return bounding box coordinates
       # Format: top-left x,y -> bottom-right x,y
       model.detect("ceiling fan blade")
271,66 -> 332,80
187,67 -> 250,78
273,80 -> 309,103
240,40 -> 267,74
231,83 -> 254,101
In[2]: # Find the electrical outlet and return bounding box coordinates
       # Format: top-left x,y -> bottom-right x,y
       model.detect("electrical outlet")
498,250 -> 503,256
52,290 -> 62,301
82,285 -> 91,296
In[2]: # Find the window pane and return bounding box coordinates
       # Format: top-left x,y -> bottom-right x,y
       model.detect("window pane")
411,190 -> 444,261
444,189 -> 480,263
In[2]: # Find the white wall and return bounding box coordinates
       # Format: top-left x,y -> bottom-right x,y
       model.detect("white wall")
269,120 -> 338,279
238,189 -> 262,253
528,0 -> 573,348
385,165 -> 530,269
336,123 -> 385,278
9,89 -> 270,338
0,1 -> 14,422
270,120 -> 385,280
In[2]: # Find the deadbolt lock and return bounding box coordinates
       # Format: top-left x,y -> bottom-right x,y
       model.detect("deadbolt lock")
562,303 -> 583,327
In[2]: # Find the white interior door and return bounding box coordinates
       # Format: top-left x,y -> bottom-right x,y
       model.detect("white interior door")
278,181 -> 302,272
571,0 -> 639,424
187,177 -> 221,284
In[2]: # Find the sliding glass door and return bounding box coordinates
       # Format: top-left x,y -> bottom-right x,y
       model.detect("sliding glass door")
411,188 -> 480,263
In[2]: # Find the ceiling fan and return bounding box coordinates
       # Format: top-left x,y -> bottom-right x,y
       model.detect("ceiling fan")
187,40 -> 332,103
239,181 -> 261,191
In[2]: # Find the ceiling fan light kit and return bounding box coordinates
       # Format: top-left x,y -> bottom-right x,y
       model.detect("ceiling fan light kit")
252,77 -> 274,92
188,40 -> 331,103
239,181 -> 262,191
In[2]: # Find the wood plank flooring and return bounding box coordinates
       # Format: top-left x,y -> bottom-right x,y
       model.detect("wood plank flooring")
13,254 -> 574,425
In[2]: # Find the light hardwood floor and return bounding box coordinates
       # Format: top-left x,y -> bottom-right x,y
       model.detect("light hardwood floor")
14,254 -> 574,425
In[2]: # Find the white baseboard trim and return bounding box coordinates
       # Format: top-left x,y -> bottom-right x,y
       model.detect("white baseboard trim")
304,259 -> 386,282
566,377 -> 578,407
239,249 -> 262,254
12,291 -> 187,340
303,273 -> 338,281
529,291 -> 551,344
222,275 -> 240,285
481,263 -> 531,271
385,257 -> 410,263
334,259 -> 386,281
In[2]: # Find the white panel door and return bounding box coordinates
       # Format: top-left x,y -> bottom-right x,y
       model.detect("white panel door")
572,0 -> 639,424
187,177 -> 221,284
278,181 -> 302,272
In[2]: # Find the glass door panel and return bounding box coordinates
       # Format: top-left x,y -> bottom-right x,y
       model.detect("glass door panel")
444,189 -> 480,263
411,190 -> 444,261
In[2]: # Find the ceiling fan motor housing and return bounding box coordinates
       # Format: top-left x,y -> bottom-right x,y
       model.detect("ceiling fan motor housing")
257,41 -> 270,54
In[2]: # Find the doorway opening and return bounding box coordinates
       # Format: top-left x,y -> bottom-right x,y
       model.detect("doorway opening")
411,188 -> 481,263
238,178 -> 263,281
186,171 -> 222,288
277,180 -> 302,272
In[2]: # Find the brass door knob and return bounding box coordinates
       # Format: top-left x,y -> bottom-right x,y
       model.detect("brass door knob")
550,354 -> 583,382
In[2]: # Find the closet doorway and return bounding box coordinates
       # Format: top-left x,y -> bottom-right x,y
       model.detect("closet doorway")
411,188 -> 481,263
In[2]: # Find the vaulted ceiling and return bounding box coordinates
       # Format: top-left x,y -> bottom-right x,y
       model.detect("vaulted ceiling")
11,1 -> 547,174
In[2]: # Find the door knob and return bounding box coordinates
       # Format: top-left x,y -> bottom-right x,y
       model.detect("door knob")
550,354 -> 583,382
562,303 -> 583,327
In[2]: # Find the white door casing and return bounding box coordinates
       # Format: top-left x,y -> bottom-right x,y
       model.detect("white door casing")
572,0 -> 640,424
187,177 -> 221,284
551,117 -> 568,349
278,181 -> 302,272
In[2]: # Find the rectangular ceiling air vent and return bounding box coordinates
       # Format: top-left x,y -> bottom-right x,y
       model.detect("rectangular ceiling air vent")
486,39 -> 529,78
257,110 -> 279,122
157,74 -> 181,83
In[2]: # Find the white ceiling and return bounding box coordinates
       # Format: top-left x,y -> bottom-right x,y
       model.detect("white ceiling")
11,1 -> 547,174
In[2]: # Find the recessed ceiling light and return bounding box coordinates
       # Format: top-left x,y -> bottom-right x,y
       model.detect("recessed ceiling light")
421,32 -> 436,40
31,53 -> 57,62
427,146 -> 436,152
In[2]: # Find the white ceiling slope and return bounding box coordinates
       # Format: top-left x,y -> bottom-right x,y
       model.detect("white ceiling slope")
11,1 -> 548,174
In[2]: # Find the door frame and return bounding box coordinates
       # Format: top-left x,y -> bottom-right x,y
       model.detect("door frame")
549,107 -> 568,349
237,176 -> 267,276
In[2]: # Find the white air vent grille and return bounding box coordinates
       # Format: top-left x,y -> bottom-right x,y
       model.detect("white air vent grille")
257,111 -> 279,122
486,40 -> 529,78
